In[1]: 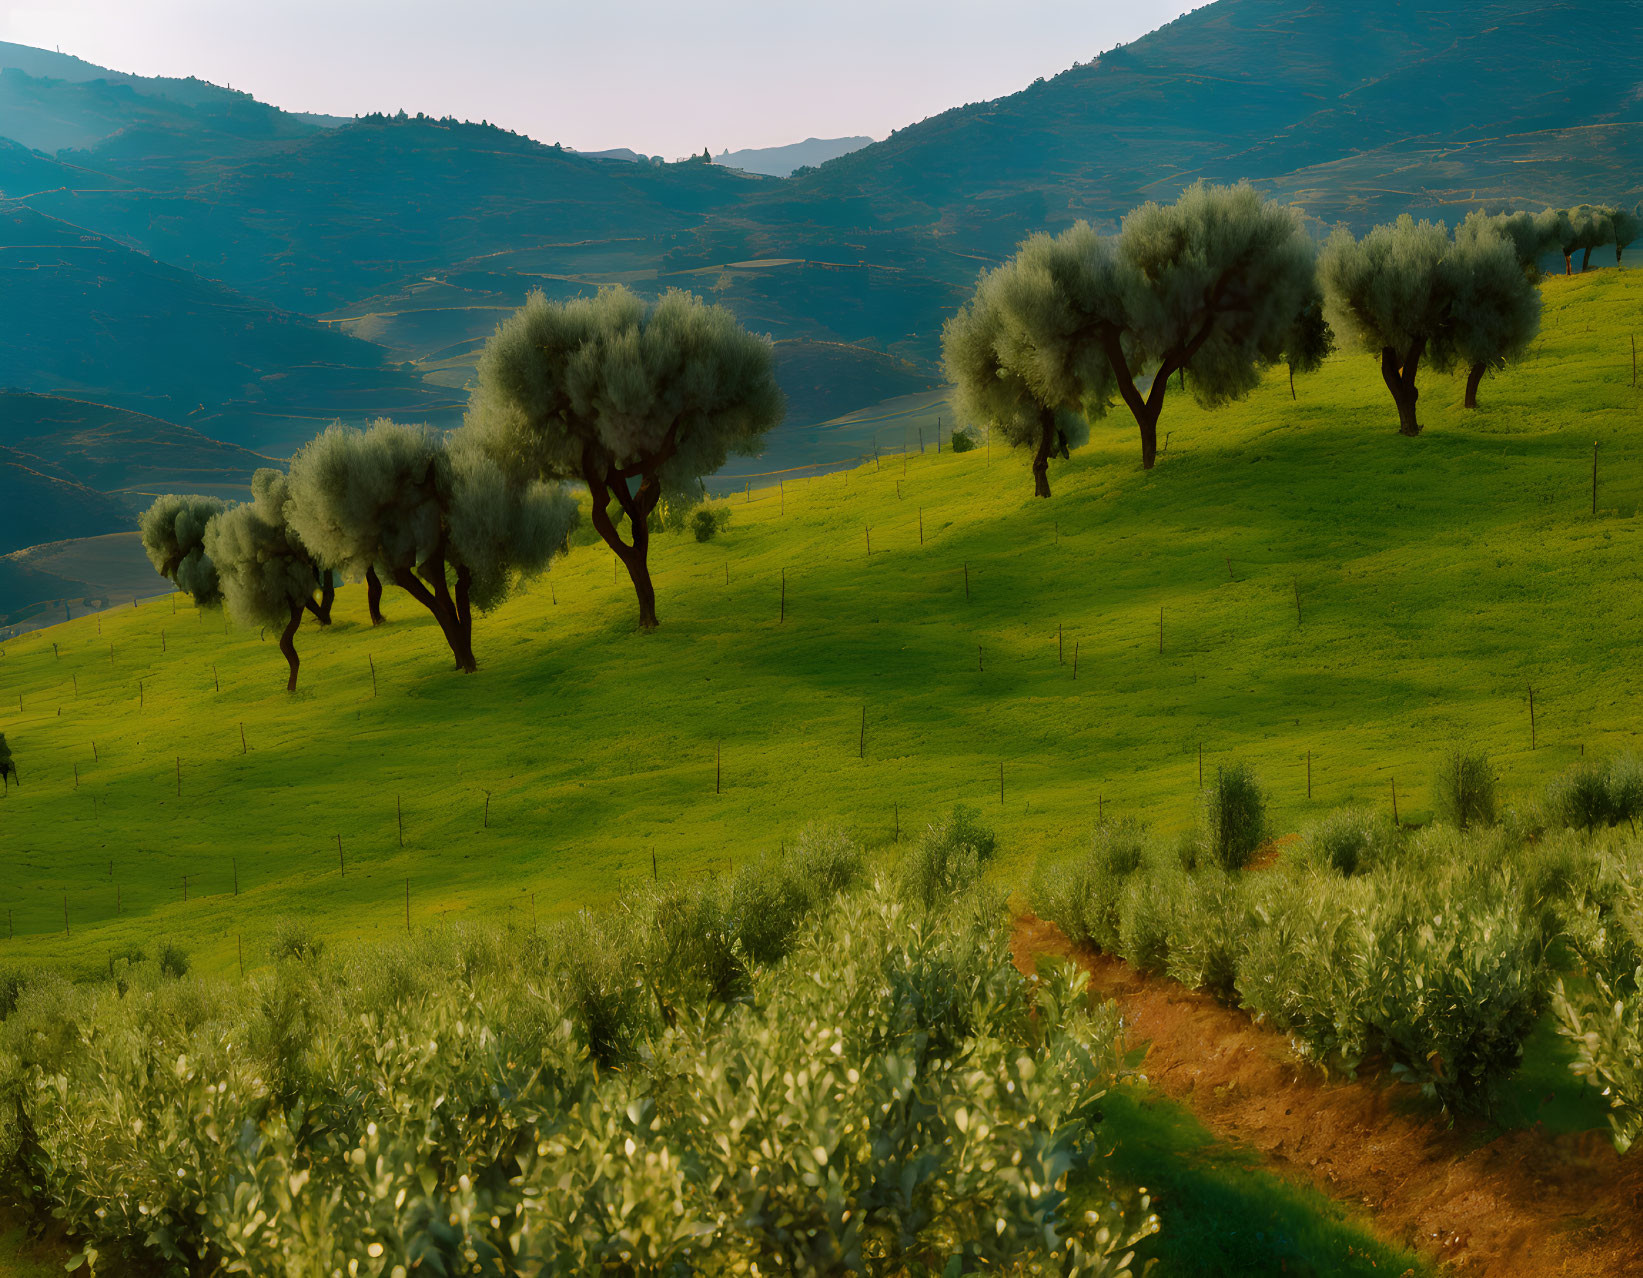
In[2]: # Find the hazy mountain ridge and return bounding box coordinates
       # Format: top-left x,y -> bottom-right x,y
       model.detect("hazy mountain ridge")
0,0 -> 1640,615
714,136 -> 873,177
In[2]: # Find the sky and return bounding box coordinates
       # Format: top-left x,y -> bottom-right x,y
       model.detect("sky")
0,0 -> 1196,157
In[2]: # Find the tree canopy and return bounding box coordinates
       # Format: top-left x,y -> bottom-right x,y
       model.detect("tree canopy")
284,419 -> 576,672
465,285 -> 784,628
1320,215 -> 1456,436
1447,224 -> 1541,408
941,230 -> 1107,497
137,494 -> 225,607
1322,215 -> 1542,427
203,469 -> 322,691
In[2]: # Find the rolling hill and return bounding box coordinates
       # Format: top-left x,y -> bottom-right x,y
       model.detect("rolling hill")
0,268 -> 1636,973
0,391 -> 267,496
0,204 -> 460,452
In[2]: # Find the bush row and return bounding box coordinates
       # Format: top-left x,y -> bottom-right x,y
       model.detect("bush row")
1033,751 -> 1643,1121
0,814 -> 1157,1275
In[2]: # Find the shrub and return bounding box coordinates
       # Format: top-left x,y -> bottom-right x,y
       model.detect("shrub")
1029,820 -> 1146,954
268,917 -> 325,962
949,427 -> 978,453
1118,873 -> 1174,974
1200,761 -> 1268,870
156,942 -> 191,979
1434,749 -> 1497,830
1296,806 -> 1398,876
691,507 -> 731,542
899,804 -> 996,907
1361,871 -> 1544,1114
1092,816 -> 1148,876
1548,758 -> 1617,830
1554,970 -> 1643,1153
1607,753 -> 1643,829
1164,869 -> 1246,1002
1235,872 -> 1373,1073
0,875 -> 1158,1275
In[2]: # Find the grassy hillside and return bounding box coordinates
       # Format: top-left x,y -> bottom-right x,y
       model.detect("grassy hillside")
0,271 -> 1639,977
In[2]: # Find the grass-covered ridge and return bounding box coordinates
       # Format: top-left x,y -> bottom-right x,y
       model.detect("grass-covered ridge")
0,271 -> 1640,975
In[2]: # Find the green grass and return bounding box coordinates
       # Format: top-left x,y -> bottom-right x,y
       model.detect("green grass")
1101,1086 -> 1429,1276
0,271 -> 1640,984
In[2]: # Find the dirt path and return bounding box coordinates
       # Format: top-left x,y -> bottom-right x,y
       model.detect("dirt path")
1012,913 -> 1643,1277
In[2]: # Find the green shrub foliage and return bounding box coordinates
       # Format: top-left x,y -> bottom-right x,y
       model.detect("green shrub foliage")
0,862 -> 1158,1275
899,804 -> 998,907
1435,749 -> 1499,830
1296,806 -> 1399,876
1033,787 -> 1568,1116
1200,761 -> 1268,870
1547,754 -> 1643,831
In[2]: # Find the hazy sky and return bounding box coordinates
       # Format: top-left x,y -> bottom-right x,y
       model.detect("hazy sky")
1,0 -> 1195,156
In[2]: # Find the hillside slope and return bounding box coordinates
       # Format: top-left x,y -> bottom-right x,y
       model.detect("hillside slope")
0,448 -> 131,553
0,392 -> 267,495
0,204 -> 459,450
0,270 -> 1636,974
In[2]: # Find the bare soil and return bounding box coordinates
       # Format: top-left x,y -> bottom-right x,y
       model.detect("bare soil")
1012,913 -> 1643,1277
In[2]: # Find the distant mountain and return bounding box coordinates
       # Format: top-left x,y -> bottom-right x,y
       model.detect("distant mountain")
0,40 -> 344,120
0,204 -> 459,452
0,42 -> 338,157
13,115 -> 764,312
0,445 -> 133,555
675,0 -> 1643,351
770,340 -> 937,428
0,392 -> 267,494
714,137 -> 873,178
0,0 -> 1638,556
576,147 -> 661,164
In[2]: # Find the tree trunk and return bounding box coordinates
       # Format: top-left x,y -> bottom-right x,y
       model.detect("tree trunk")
304,569 -> 335,625
392,560 -> 477,672
365,566 -> 385,626
1464,362 -> 1486,409
1380,343 -> 1425,436
623,554 -> 660,629
582,449 -> 665,630
1138,416 -> 1159,469
1581,246 -> 1593,273
1564,253 -> 1573,276
279,602 -> 302,691
1031,412 -> 1055,498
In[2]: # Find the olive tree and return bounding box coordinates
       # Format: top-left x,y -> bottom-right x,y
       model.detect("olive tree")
284,419 -> 576,672
1458,210 -> 1556,277
941,229 -> 1108,497
1449,224 -> 1541,408
0,733 -> 14,790
1320,216 -> 1456,436
203,470 -> 321,691
1545,206 -> 1612,274
1110,186 -> 1328,467
466,286 -> 784,628
1611,206 -> 1640,266
137,494 -> 225,606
